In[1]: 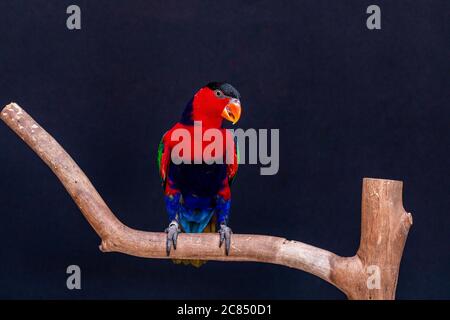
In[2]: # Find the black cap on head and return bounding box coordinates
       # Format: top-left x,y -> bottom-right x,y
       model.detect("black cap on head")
206,82 -> 241,100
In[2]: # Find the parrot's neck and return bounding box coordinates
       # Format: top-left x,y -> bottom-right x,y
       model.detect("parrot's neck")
181,97 -> 224,128
192,113 -> 223,128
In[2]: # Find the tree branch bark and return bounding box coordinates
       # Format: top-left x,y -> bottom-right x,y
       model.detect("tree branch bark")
1,102 -> 413,299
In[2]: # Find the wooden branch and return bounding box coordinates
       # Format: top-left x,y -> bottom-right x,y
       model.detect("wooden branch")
1,102 -> 413,299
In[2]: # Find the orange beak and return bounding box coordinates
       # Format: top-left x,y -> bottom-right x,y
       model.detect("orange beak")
221,99 -> 241,124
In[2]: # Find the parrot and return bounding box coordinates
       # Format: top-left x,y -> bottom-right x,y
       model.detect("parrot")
157,82 -> 241,267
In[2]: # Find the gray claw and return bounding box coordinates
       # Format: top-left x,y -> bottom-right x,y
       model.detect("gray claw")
165,221 -> 181,256
219,223 -> 232,255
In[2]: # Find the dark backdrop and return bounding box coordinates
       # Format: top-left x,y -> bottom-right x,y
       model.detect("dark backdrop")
0,0 -> 448,299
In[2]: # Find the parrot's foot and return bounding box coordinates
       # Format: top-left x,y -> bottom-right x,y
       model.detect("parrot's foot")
165,220 -> 181,256
219,222 -> 232,255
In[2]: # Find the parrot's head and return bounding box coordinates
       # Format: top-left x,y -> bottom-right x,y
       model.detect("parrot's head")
181,82 -> 242,127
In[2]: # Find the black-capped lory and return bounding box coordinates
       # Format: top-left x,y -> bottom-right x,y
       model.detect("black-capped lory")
157,82 -> 241,267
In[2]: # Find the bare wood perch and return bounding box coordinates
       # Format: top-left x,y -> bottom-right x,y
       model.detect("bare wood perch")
1,102 -> 413,299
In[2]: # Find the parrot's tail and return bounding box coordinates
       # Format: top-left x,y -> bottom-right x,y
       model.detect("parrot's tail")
172,216 -> 216,268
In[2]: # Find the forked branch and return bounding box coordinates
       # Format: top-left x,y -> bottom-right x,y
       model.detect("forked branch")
1,103 -> 412,299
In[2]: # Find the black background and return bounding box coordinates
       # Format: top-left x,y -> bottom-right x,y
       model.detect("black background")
0,0 -> 449,299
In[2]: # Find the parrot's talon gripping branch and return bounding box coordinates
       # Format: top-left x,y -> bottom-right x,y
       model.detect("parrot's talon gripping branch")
165,220 -> 181,256
0,103 -> 413,300
219,223 -> 232,255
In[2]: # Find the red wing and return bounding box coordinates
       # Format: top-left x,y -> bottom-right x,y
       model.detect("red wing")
157,132 -> 171,188
227,134 -> 239,185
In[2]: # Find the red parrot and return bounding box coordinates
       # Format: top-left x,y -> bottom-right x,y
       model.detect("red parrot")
157,82 -> 241,266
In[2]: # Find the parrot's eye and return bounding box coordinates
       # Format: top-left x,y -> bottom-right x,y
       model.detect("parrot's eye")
214,90 -> 225,98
